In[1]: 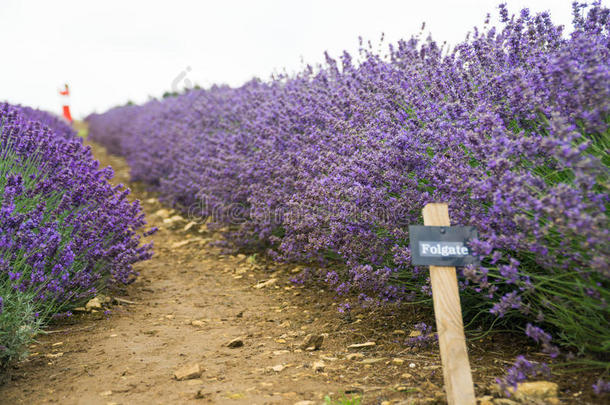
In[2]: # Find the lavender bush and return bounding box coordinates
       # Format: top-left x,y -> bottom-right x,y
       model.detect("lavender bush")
88,2 -> 609,385
0,103 -> 153,366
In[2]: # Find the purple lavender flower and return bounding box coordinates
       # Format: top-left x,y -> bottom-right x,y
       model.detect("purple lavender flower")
405,322 -> 437,348
593,378 -> 610,395
497,355 -> 550,394
525,324 -> 559,358
338,303 -> 351,314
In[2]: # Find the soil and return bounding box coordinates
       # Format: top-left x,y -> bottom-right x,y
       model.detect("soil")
0,141 -> 605,405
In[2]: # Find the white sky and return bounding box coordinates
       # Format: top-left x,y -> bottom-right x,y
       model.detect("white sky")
0,0 -> 582,119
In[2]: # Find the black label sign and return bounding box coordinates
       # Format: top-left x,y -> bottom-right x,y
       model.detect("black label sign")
409,226 -> 479,266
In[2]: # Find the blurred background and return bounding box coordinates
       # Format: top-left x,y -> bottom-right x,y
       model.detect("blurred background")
0,0 -> 577,118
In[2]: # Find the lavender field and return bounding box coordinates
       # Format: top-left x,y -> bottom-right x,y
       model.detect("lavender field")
0,1 -> 608,404
86,2 -> 609,394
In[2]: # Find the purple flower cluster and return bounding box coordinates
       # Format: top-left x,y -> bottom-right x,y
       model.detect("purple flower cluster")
496,355 -> 550,394
0,103 -> 153,364
593,378 -> 610,395
17,105 -> 77,140
405,322 -> 437,348
87,1 -> 609,378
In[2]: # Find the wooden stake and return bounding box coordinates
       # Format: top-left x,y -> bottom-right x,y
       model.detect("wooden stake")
422,203 -> 476,405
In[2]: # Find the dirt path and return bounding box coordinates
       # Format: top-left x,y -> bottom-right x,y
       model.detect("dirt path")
0,142 -> 599,405
0,142 -> 426,405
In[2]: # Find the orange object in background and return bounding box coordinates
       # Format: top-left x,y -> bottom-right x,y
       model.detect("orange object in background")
62,105 -> 73,122
59,83 -> 73,122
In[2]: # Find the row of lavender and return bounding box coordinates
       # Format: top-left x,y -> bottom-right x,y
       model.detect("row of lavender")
0,103 -> 153,367
87,4 -> 609,386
